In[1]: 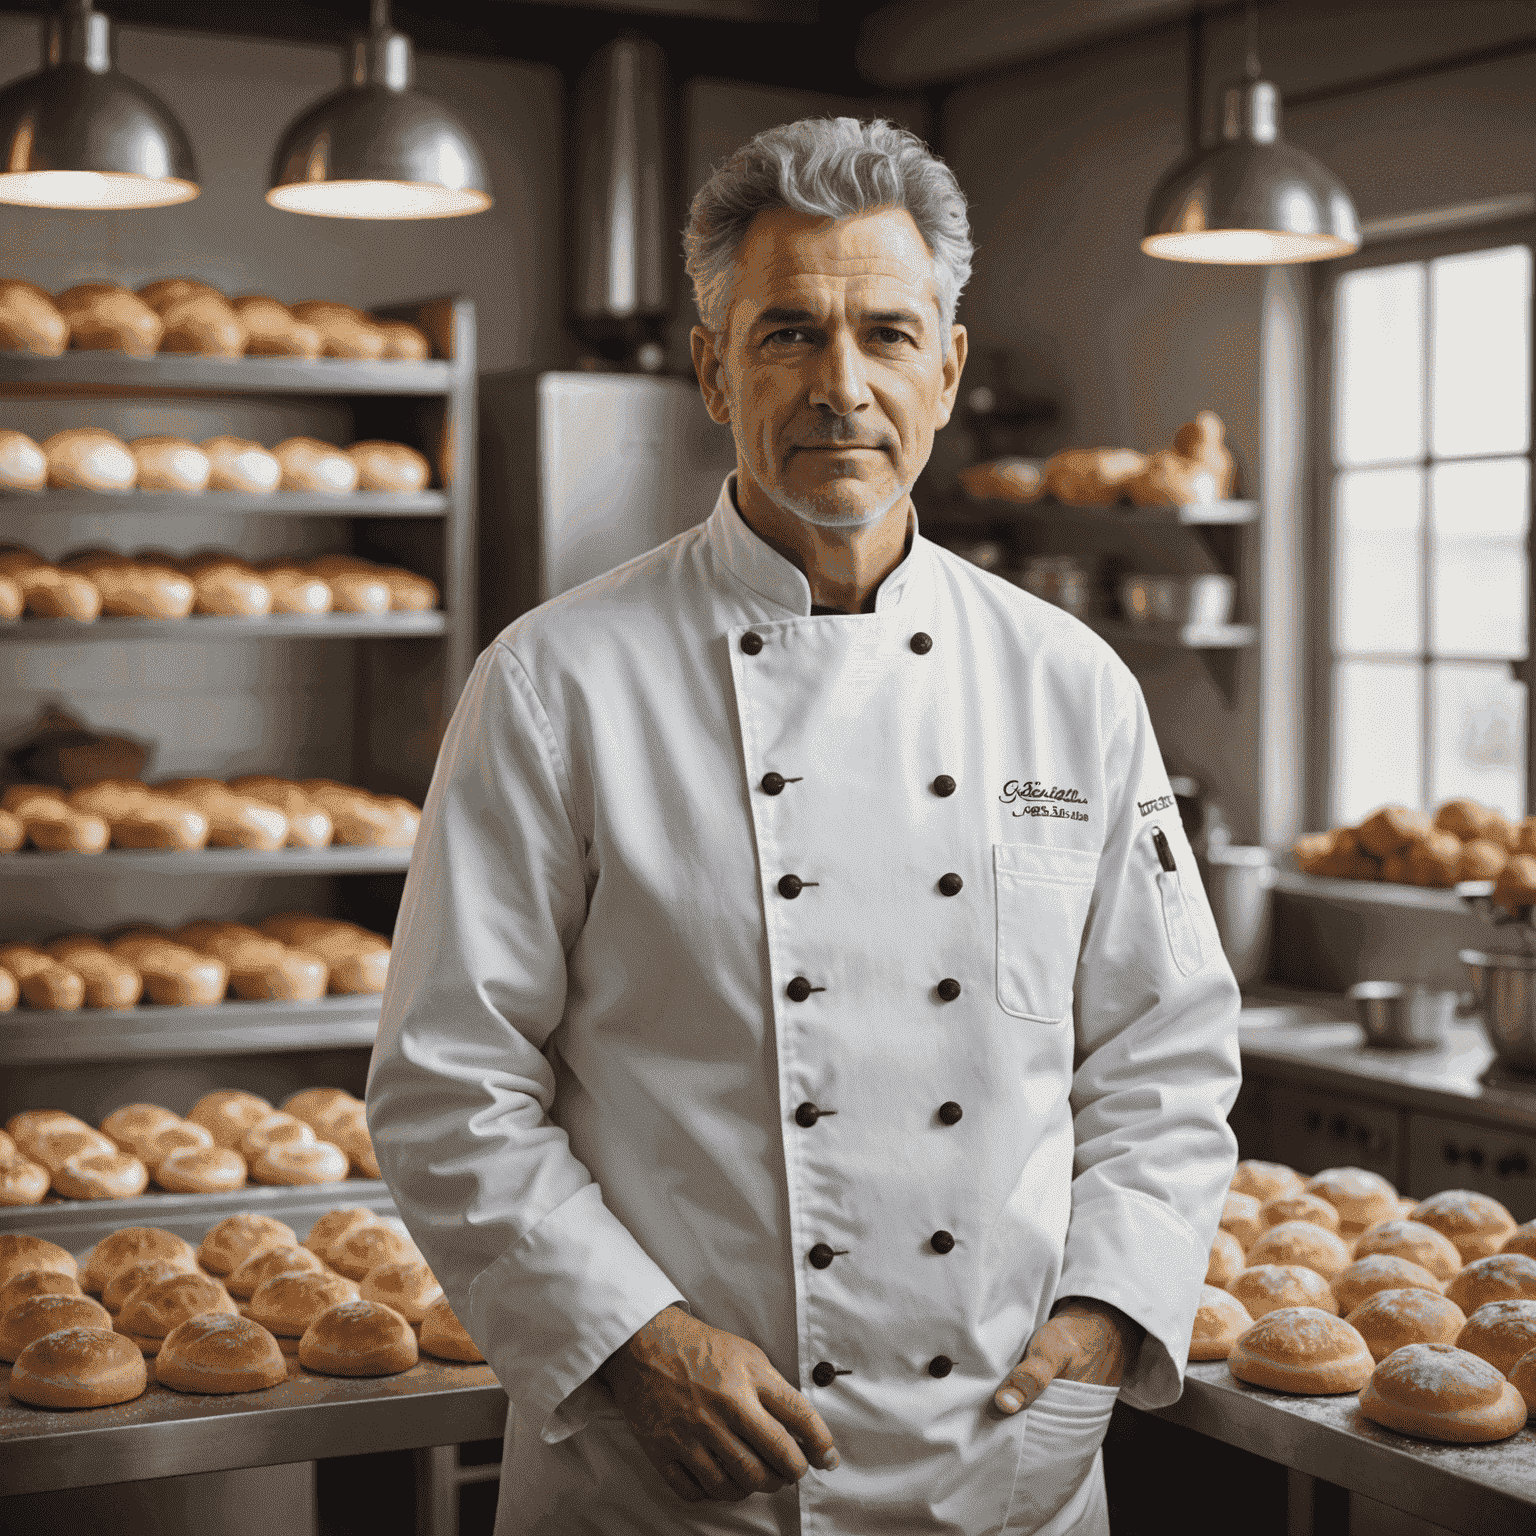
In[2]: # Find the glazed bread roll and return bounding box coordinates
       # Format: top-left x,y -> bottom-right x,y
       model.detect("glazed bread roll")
1190,1287 -> 1254,1361
54,1149 -> 151,1201
1041,447 -> 1147,505
418,1297 -> 483,1363
158,294 -> 246,358
196,1213 -> 295,1277
9,1325 -> 148,1408
1228,1264 -> 1337,1320
0,429 -> 47,490
226,1243 -> 327,1301
291,301 -> 386,360
65,556 -> 194,619
4,557 -> 103,620
157,1145 -> 247,1194
347,441 -> 431,492
286,558 -> 388,613
375,319 -> 430,361
17,1120 -> 115,1171
1333,1255 -> 1443,1316
83,1227 -> 197,1293
1446,1254 -> 1536,1315
117,1272 -> 237,1353
0,1268 -> 81,1314
299,782 -> 419,847
1244,1221 -> 1352,1282
307,555 -> 438,613
1230,1160 -> 1305,1204
250,564 -> 330,615
0,279 -> 68,355
188,1091 -> 274,1153
45,937 -> 143,1009
180,558 -> 273,617
1504,1220 -> 1536,1261
0,944 -> 86,1011
42,428 -> 137,491
0,1293 -> 111,1360
273,436 -> 358,494
201,435 -> 281,494
283,1089 -> 357,1129
155,783 -> 287,849
136,277 -> 223,314
1359,1342 -> 1527,1443
1228,1307 -> 1374,1394
1304,1167 -> 1399,1239
173,921 -> 327,1002
57,282 -> 162,356
250,1139 -> 350,1187
330,1224 -> 418,1281
1456,1299 -> 1536,1377
1412,1190 -> 1518,1262
250,1270 -> 358,1346
138,1119 -> 214,1164
1258,1192 -> 1341,1235
102,1257 -> 196,1314
260,913 -> 392,994
130,436 -> 211,493
239,1112 -> 315,1159
305,1207 -> 379,1259
233,296 -> 322,359
156,1312 -> 287,1393
7,1107 -> 84,1140
359,1260 -> 442,1324
299,1298 -> 417,1376
0,1158 -> 50,1209
108,935 -> 227,1005
0,1233 -> 79,1285
1352,1219 -> 1463,1282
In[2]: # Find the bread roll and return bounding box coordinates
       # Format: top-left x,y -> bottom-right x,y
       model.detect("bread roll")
157,1145 -> 247,1194
1412,1190 -> 1518,1263
1458,838 -> 1509,881
256,565 -> 331,615
177,558 -> 272,617
16,1119 -> 115,1170
138,1120 -> 214,1165
1511,1348 -> 1536,1413
233,296 -> 322,359
295,783 -> 418,848
281,1088 -> 356,1129
188,1091 -> 274,1153
0,1268 -> 81,1314
117,1272 -> 237,1353
291,301 -> 386,360
158,294 -> 246,358
297,561 -> 389,613
0,279 -> 69,355
1244,1221 -> 1351,1282
418,1296 -> 483,1363
0,944 -> 86,1011
9,1325 -> 148,1408
101,1256 -> 195,1313
330,1224 -> 418,1281
336,1118 -> 379,1180
42,428 -> 136,492
0,807 -> 23,851
1493,853 -> 1536,913
1190,1288 -> 1253,1361
226,1243 -> 327,1301
55,1149 -> 151,1200
1228,1264 -> 1337,1320
1041,447 -> 1147,505
1359,1342 -> 1527,1442
1504,1220 -> 1536,1261
45,937 -> 143,1009
273,436 -> 359,494
359,1260 -> 441,1323
136,277 -> 223,314
173,921 -> 327,1002
1304,1167 -> 1399,1239
0,579 -> 18,622
1257,1192 -> 1341,1235
155,1312 -> 286,1393
239,1112 -> 315,1159
308,556 -> 437,613
1169,411 -> 1236,497
57,283 -> 162,356
83,1227 -> 197,1293
6,1108 -> 83,1140
1124,447 -> 1220,509
1455,1299 -> 1536,1377
0,961 -> 17,1010
305,1208 -> 379,1259
107,795 -> 209,850
0,1292 -> 111,1360
1357,806 -> 1432,859
375,319 -> 430,361
68,557 -> 195,619
108,935 -> 226,1005
0,1232 -> 78,1284
347,441 -> 430,493
196,1213 -> 296,1277
0,429 -> 46,490
251,1139 -> 350,1187
1230,1160 -> 1305,1204
6,558 -> 103,620
0,1155 -> 54,1206
1352,1220 -> 1462,1281
1407,830 -> 1463,888
260,913 -> 392,993
250,1270 -> 358,1341
1332,1255 -> 1443,1316
956,457 -> 1043,504
1228,1306 -> 1374,1393
1445,1254 -> 1536,1315
201,436 -> 281,494
155,783 -> 286,848
299,1298 -> 417,1376
126,435 -> 211,494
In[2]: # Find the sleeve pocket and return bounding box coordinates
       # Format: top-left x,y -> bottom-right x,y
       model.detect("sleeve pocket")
994,843 -> 1099,1023
1151,825 -> 1205,977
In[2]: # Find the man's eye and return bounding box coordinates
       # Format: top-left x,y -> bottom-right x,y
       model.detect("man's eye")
766,328 -> 810,345
872,327 -> 910,345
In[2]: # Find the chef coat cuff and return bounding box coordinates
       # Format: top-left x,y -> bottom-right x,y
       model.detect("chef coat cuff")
1055,1185 -> 1206,1412
465,1183 -> 688,1445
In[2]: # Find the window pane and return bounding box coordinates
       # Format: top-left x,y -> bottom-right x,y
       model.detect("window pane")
1431,244 -> 1532,459
1335,467 -> 1423,655
1428,660 -> 1525,818
1336,262 -> 1424,466
1332,659 -> 1423,824
1431,457 -> 1529,659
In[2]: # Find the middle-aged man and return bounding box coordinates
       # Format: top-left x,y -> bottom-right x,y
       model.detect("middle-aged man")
368,116 -> 1242,1535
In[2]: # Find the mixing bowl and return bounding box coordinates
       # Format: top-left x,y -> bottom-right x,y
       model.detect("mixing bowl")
1347,981 -> 1455,1051
1458,948 -> 1536,1073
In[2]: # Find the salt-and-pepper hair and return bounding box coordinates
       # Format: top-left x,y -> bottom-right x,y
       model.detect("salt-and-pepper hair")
683,116 -> 973,341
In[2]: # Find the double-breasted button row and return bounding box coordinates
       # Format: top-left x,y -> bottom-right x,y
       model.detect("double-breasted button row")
746,630 -> 934,656
811,1357 -> 954,1385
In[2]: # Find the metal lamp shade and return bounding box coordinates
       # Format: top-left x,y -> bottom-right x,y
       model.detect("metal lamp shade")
1142,80 -> 1359,265
0,8 -> 197,210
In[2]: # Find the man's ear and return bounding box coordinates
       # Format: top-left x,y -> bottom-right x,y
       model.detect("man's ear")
934,324 -> 967,431
692,325 -> 732,426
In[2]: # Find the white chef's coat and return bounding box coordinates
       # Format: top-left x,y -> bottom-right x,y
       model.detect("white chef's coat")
367,476 -> 1242,1536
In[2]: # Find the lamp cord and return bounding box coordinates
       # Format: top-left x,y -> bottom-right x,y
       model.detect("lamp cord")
1244,0 -> 1260,82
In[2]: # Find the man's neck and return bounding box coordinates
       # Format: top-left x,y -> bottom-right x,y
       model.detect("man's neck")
732,470 -> 911,615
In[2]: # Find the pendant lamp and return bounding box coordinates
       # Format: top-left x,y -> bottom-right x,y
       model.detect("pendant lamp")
267,0 -> 491,220
0,0 -> 198,210
1142,0 -> 1359,264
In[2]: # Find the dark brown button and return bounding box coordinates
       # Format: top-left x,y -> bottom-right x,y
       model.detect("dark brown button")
779,874 -> 804,899
809,1243 -> 837,1269
928,1355 -> 954,1378
910,632 -> 933,654
812,1361 -> 838,1387
938,872 -> 963,897
932,775 -> 956,797
930,1230 -> 956,1254
740,631 -> 764,655
938,1101 -> 963,1125
937,978 -> 961,1002
796,1101 -> 830,1128
761,772 -> 786,794
786,976 -> 813,1002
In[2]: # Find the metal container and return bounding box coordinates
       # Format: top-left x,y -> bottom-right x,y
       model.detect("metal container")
1118,572 -> 1235,626
1458,948 -> 1536,1073
1204,844 -> 1276,986
1348,981 -> 1455,1051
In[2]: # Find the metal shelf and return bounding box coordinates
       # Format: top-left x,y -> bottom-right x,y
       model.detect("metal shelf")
0,489 -> 449,518
0,351 -> 454,397
928,495 -> 1259,531
0,612 -> 446,641
0,994 -> 382,1064
1086,618 -> 1256,649
0,845 -> 410,877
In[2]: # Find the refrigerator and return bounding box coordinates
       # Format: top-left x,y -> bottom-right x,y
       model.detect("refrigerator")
478,370 -> 739,646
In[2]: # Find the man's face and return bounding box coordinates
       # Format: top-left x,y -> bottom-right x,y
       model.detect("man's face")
694,206 -> 966,530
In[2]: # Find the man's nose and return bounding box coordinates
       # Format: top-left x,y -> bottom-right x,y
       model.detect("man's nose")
808,333 -> 869,416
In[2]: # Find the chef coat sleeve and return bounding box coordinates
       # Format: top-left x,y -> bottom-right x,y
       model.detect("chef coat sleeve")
1055,662 -> 1242,1411
366,640 -> 687,1443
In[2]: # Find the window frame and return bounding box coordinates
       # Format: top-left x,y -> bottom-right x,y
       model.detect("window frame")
1307,215 -> 1536,831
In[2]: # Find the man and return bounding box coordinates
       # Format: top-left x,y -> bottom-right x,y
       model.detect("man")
368,116 -> 1241,1535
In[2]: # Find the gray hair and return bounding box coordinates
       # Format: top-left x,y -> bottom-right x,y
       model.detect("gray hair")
683,116 -> 973,340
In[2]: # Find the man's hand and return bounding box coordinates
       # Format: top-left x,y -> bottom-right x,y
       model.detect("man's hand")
598,1305 -> 839,1504
993,1297 -> 1143,1415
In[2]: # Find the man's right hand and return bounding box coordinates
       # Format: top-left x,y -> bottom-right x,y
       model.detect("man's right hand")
597,1305 -> 839,1504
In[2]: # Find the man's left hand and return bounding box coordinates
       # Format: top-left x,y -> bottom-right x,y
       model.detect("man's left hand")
993,1297 -> 1143,1415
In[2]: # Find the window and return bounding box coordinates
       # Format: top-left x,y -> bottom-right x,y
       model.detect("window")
1319,229 -> 1534,827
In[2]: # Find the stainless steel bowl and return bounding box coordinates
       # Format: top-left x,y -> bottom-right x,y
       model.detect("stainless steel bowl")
1459,948 -> 1536,1073
1347,981 -> 1454,1051
1118,573 -> 1235,626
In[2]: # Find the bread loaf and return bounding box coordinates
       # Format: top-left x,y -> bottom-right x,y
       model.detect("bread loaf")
291,302 -> 386,360
0,1232 -> 78,1284
1041,447 -> 1147,505
259,913 -> 392,993
228,777 -> 333,846
0,429 -> 46,490
1228,1306 -> 1375,1394
158,294 -> 246,357
187,1092 -> 275,1154
57,282 -> 162,356
1359,1342 -> 1527,1442
196,1212 -> 295,1276
8,1325 -> 148,1408
1332,1255 -> 1444,1316
273,437 -> 358,494
136,277 -> 223,314
347,441 -> 430,493
108,934 -> 227,1005
130,436 -> 211,493
201,436 -> 281,494
0,279 -> 69,355
299,1298 -> 417,1376
42,428 -> 136,491
233,296 -> 322,359
45,936 -> 143,1009
156,782 -> 287,849
173,921 -> 328,1001
0,943 -> 86,1011
1412,1190 -> 1518,1263
418,1297 -> 483,1363
375,319 -> 430,361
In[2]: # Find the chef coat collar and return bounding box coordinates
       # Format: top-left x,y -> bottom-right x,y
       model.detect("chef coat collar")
706,473 -> 925,617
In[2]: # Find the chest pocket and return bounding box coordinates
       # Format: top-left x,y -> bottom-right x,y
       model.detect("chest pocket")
994,843 -> 1099,1023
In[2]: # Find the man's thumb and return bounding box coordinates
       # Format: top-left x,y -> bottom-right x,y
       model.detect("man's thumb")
994,1348 -> 1061,1415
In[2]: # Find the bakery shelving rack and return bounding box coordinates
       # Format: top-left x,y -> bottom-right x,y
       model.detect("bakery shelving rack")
0,612 -> 448,640
0,488 -> 450,518
0,846 -> 412,876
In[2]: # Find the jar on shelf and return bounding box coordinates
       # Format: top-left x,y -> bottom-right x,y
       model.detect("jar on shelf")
1011,555 -> 1089,617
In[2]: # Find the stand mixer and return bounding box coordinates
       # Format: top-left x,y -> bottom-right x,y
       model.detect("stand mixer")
1456,881 -> 1536,1074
